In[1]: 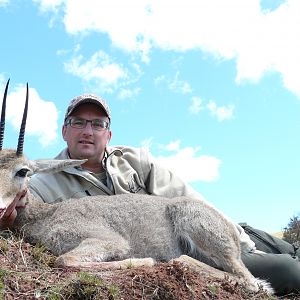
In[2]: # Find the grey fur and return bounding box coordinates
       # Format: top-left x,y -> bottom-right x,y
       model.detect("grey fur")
0,149 -> 273,294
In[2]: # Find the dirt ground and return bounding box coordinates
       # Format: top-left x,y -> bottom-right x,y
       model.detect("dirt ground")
0,231 -> 299,300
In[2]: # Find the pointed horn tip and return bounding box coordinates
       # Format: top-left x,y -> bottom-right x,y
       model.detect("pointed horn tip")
4,78 -> 10,88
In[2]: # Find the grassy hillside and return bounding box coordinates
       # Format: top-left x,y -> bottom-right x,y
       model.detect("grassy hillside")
0,230 -> 296,300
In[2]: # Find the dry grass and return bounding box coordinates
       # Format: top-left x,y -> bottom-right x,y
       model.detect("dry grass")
0,230 -> 298,300
272,232 -> 284,239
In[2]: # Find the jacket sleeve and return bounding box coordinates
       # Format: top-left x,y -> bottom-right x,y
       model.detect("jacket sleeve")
142,149 -> 256,254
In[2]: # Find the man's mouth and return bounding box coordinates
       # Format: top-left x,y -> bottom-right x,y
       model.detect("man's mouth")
79,140 -> 94,145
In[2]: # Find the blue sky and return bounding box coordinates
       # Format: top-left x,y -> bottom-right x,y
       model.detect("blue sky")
0,0 -> 299,233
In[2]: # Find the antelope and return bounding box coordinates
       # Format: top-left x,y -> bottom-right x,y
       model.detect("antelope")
0,80 -> 273,294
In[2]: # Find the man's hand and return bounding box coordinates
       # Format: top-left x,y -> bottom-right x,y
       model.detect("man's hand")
0,189 -> 28,229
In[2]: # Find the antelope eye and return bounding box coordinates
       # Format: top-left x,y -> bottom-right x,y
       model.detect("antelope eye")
15,168 -> 30,177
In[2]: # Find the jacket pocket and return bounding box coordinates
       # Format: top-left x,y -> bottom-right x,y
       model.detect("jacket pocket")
127,173 -> 146,193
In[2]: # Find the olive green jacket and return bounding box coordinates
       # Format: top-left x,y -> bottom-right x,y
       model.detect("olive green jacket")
29,145 -> 255,254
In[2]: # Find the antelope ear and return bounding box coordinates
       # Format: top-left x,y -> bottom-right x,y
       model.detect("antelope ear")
31,159 -> 87,173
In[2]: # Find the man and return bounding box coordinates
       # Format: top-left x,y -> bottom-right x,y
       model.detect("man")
1,94 -> 300,295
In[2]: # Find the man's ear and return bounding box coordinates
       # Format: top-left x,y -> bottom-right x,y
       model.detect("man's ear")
104,130 -> 112,148
108,130 -> 112,143
62,125 -> 67,141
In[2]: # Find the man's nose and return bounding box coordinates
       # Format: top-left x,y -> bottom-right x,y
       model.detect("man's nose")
82,122 -> 94,134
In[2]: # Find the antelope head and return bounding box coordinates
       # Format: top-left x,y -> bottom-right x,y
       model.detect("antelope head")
0,80 -> 85,218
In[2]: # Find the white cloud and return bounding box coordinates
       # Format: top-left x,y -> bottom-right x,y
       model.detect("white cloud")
33,0 -> 64,11
154,73 -> 192,95
156,146 -> 221,183
118,87 -> 141,100
64,50 -> 127,93
163,140 -> 181,152
0,0 -> 9,7
189,96 -> 203,114
139,138 -> 219,182
154,75 -> 166,86
168,72 -> 192,94
2,83 -> 58,147
36,0 -> 300,98
207,100 -> 235,122
140,137 -> 154,149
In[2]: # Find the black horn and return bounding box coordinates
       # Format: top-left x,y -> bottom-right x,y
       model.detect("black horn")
16,83 -> 29,156
0,79 -> 10,151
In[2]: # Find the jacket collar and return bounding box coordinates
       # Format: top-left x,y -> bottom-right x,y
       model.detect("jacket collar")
55,147 -> 123,169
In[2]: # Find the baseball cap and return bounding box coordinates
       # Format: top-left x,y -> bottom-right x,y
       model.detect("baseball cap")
64,94 -> 111,121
